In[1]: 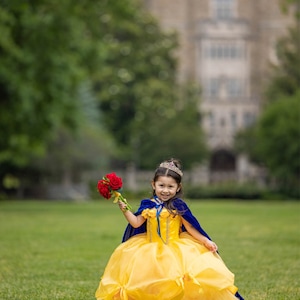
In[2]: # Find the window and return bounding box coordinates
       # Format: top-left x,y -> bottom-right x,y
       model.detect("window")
230,111 -> 237,128
210,46 -> 217,58
220,117 -> 226,127
204,77 -> 244,99
209,111 -> 215,127
206,44 -> 243,60
206,78 -> 220,97
212,0 -> 235,20
227,78 -> 243,97
243,112 -> 255,127
230,45 -> 240,58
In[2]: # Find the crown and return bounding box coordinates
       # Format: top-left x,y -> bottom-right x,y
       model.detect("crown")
159,161 -> 183,177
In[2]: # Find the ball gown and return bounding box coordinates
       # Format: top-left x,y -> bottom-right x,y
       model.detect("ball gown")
95,198 -> 243,300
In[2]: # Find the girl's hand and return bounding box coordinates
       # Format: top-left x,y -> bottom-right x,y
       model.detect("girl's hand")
118,200 -> 128,212
204,240 -> 218,253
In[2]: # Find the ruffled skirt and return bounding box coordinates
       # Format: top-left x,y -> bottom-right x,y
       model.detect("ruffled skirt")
95,232 -> 239,300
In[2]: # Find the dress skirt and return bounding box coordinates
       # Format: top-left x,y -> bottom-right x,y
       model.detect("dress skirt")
95,207 -> 239,300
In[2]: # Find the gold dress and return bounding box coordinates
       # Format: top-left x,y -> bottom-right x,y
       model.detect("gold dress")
95,207 -> 239,300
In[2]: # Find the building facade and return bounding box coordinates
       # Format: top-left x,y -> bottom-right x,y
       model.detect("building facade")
143,0 -> 294,183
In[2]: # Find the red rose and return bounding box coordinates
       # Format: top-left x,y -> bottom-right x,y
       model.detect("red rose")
97,179 -> 112,199
106,173 -> 122,190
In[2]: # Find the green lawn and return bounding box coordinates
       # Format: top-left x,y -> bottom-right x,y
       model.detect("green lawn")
0,200 -> 299,300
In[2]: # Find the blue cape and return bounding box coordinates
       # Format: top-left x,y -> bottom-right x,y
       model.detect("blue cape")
121,198 -> 244,300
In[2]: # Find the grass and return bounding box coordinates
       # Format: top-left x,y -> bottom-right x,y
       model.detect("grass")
0,199 -> 299,300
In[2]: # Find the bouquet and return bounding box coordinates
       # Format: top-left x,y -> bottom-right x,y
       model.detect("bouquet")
97,172 -> 131,211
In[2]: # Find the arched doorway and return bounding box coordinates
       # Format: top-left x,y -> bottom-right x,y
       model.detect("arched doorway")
209,149 -> 237,182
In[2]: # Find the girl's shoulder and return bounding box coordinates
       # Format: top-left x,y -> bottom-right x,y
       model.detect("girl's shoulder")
173,197 -> 188,207
173,197 -> 186,203
136,199 -> 156,213
172,198 -> 189,214
140,198 -> 154,205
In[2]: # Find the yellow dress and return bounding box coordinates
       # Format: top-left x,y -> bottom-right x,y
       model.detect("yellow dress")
95,208 -> 239,300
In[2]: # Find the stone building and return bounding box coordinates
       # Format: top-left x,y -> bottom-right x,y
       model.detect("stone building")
143,0 -> 294,184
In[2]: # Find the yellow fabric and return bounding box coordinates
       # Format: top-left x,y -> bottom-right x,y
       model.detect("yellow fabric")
95,208 -> 239,300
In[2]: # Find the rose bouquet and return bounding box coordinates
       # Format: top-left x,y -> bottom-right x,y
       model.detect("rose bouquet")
97,172 -> 131,211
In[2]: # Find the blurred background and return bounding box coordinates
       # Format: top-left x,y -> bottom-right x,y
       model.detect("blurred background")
0,0 -> 299,200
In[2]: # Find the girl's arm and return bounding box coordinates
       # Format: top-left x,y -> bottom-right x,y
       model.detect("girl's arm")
181,218 -> 218,253
118,201 -> 146,228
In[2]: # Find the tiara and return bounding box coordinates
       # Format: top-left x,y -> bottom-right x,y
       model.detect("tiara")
159,161 -> 183,177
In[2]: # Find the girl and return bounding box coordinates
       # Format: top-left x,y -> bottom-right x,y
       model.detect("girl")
95,159 -> 244,300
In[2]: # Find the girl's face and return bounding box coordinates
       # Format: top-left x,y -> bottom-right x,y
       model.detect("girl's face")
151,175 -> 181,202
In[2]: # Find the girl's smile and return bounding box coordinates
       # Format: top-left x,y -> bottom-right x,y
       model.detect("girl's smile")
151,176 -> 180,202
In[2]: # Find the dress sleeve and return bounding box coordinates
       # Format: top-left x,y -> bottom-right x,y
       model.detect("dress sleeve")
121,199 -> 156,242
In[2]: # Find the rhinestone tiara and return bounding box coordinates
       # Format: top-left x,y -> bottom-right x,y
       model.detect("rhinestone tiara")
159,161 -> 183,177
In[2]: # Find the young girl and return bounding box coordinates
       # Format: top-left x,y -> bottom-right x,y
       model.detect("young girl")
95,159 -> 244,300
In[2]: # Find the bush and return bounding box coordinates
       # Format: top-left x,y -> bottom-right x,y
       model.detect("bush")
185,183 -> 267,200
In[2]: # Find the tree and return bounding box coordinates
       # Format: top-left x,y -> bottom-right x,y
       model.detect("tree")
256,92 -> 300,195
29,81 -> 118,186
266,0 -> 300,102
0,0 -> 127,196
265,27 -> 300,102
0,1 -> 104,166
234,1 -> 300,196
94,2 -> 207,168
131,83 -> 207,169
0,0 -> 207,198
0,0 -> 206,169
234,126 -> 261,164
94,2 -> 177,154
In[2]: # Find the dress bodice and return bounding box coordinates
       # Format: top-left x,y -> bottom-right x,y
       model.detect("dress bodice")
142,207 -> 181,244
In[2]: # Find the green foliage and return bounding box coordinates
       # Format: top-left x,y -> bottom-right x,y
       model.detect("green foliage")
234,125 -> 261,164
31,125 -> 116,183
28,81 -> 118,183
95,3 -> 177,150
256,92 -> 300,195
234,3 -> 300,197
0,0 -> 207,180
0,200 -> 299,299
93,3 -> 207,168
131,84 -> 207,169
280,0 -> 300,19
266,1 -> 299,102
0,0 -> 207,200
185,182 -> 297,200
265,27 -> 300,102
0,0 -> 105,166
235,97 -> 300,198
185,183 -> 266,200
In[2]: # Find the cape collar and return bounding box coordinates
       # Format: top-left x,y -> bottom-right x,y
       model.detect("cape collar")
153,196 -> 164,207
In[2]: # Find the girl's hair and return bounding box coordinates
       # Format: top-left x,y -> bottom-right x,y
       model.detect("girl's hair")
152,158 -> 184,215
